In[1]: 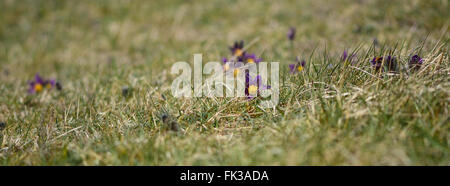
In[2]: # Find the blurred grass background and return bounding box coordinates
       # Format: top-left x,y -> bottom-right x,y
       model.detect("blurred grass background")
0,0 -> 448,165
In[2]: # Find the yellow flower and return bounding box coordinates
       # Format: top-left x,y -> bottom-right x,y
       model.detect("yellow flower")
34,84 -> 43,92
248,85 -> 258,95
297,66 -> 303,72
247,58 -> 255,63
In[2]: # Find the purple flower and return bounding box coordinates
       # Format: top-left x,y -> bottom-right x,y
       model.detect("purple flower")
341,50 -> 348,61
28,74 -> 60,94
287,27 -> 296,41
289,58 -> 306,74
247,75 -> 258,96
409,54 -> 423,70
246,74 -> 270,99
244,53 -> 262,64
341,50 -> 357,64
28,74 -> 44,94
371,57 -> 383,72
229,40 -> 245,57
371,56 -> 396,72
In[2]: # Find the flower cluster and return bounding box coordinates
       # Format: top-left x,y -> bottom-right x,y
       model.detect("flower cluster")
224,41 -> 262,65
28,74 -> 61,94
222,41 -> 268,98
286,27 -> 307,75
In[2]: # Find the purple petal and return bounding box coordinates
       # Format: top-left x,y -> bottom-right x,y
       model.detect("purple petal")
222,57 -> 228,64
289,64 -> 296,73
28,82 -> 36,94
341,50 -> 348,61
34,74 -> 44,84
48,79 -> 56,87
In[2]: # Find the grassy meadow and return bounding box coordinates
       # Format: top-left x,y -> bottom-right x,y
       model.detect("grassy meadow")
0,0 -> 449,165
